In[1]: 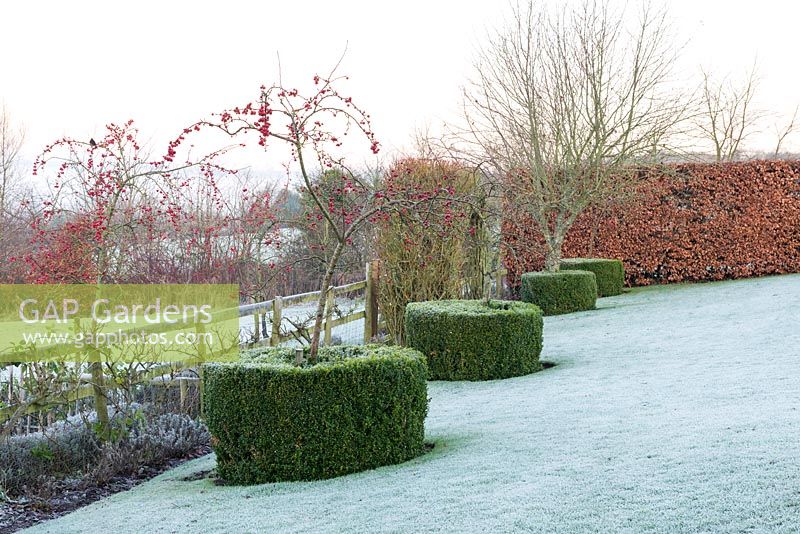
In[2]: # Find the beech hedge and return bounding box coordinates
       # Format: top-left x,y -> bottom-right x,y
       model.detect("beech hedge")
520,270 -> 597,315
404,299 -> 543,381
503,161 -> 800,286
560,258 -> 625,297
203,345 -> 428,484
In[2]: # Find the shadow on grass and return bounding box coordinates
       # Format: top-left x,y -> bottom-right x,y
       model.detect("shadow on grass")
182,469 -> 214,482
412,433 -> 473,466
581,298 -> 646,312
179,435 -> 471,490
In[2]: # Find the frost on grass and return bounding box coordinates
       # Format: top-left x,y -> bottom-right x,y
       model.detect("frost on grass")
25,275 -> 800,533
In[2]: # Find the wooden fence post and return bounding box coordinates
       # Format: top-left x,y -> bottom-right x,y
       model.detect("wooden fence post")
364,261 -> 379,343
270,296 -> 283,347
179,378 -> 188,414
5,365 -> 12,412
252,310 -> 261,343
194,321 -> 207,418
324,287 -> 334,345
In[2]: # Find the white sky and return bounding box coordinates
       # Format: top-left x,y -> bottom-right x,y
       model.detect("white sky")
3,0 -> 800,178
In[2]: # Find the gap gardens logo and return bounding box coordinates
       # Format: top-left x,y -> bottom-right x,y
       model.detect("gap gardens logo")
0,284 -> 240,364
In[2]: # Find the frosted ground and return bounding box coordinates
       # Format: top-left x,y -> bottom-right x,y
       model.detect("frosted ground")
26,274 -> 800,533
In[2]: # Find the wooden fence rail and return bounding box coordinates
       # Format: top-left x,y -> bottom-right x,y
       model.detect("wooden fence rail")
0,262 -> 382,426
247,277 -> 376,347
0,264 -> 377,424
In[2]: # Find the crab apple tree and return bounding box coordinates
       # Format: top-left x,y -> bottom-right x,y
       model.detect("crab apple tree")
27,120 -> 237,431
28,120 -> 239,283
182,71 -> 454,360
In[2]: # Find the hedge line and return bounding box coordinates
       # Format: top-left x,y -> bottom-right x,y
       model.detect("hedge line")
203,345 -> 428,484
503,161 -> 800,286
404,299 -> 543,381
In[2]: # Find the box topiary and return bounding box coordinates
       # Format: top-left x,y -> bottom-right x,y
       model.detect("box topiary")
560,257 -> 625,297
203,345 -> 428,484
520,270 -> 597,315
404,299 -> 543,381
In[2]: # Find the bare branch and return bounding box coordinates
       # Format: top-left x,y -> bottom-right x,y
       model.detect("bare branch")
456,0 -> 686,270
696,63 -> 762,162
773,106 -> 798,158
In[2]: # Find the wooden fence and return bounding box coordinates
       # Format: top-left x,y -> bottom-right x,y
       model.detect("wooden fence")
243,260 -> 380,346
0,262 -> 382,428
0,259 -> 509,430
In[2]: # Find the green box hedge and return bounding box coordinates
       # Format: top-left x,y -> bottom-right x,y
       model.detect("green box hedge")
520,270 -> 597,315
560,257 -> 625,297
203,345 -> 428,484
404,299 -> 543,381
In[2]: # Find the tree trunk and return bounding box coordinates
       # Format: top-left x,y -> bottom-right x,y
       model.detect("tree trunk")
543,237 -> 563,272
309,240 -> 345,363
90,361 -> 110,433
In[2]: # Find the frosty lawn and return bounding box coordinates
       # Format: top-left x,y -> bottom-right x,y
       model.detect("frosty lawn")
25,275 -> 800,533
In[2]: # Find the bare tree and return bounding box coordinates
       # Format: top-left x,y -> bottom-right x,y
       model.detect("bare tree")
0,103 -> 25,220
773,106 -> 798,158
697,64 -> 761,162
460,0 -> 686,271
0,106 -> 27,435
0,104 -> 29,285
